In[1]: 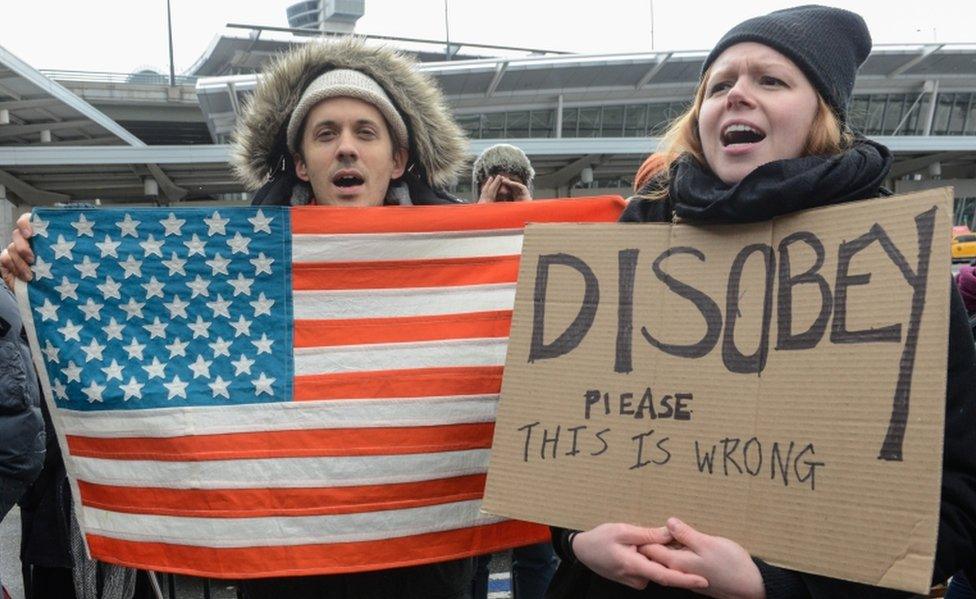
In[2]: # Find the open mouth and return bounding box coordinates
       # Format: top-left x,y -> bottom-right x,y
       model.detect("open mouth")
333,173 -> 365,188
721,123 -> 766,146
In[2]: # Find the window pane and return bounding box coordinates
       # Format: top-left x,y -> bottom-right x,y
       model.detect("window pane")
456,114 -> 483,139
562,107 -> 579,137
933,93 -> 953,135
577,107 -> 602,137
882,95 -> 904,134
624,104 -> 647,137
601,106 -> 624,136
646,103 -> 673,133
948,94 -> 966,134
529,110 -> 554,138
505,111 -> 530,138
484,112 -> 506,138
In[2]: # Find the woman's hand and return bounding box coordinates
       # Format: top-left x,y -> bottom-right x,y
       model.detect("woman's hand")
639,518 -> 765,599
572,522 -> 710,591
0,213 -> 36,288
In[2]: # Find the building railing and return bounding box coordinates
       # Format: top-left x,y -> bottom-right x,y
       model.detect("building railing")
40,69 -> 198,86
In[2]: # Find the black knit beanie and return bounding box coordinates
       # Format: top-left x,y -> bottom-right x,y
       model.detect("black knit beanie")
701,5 -> 871,123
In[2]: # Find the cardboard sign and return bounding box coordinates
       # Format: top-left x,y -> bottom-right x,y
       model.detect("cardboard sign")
483,188 -> 953,593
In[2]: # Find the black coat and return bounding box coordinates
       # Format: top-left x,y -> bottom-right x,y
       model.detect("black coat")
547,194 -> 976,599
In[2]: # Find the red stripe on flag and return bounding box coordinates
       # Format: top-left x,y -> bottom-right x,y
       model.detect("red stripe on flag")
293,366 -> 503,401
292,256 -> 520,290
86,520 -> 551,579
294,311 -> 512,348
78,475 -> 487,517
290,196 -> 626,234
66,423 -> 494,461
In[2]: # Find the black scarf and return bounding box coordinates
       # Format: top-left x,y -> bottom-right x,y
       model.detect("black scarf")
669,139 -> 892,224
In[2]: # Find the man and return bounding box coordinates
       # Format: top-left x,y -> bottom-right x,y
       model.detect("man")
0,38 -> 475,599
472,144 -> 534,203
0,286 -> 45,599
231,39 -> 474,599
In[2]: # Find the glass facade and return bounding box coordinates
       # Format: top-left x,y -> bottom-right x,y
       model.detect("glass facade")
456,93 -> 976,140
458,101 -> 690,139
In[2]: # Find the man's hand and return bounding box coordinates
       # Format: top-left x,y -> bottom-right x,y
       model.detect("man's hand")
639,518 -> 765,599
477,175 -> 531,203
572,523 -> 709,591
0,213 -> 35,289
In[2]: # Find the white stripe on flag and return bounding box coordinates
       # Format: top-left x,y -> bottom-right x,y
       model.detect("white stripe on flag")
56,396 -> 498,438
82,499 -> 505,547
293,338 -> 508,376
292,283 -> 516,320
72,449 -> 489,489
291,230 -> 523,263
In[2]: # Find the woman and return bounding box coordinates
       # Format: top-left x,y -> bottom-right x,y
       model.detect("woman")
547,6 -> 976,599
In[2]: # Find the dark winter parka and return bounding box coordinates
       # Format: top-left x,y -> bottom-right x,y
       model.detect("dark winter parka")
229,39 -> 473,599
547,146 -> 976,599
0,285 -> 44,490
231,37 -> 468,207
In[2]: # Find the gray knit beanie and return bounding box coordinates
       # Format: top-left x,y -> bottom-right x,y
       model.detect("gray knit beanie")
472,144 -> 535,193
286,68 -> 409,154
701,5 -> 871,123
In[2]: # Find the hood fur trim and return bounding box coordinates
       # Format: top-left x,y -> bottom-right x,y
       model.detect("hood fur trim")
231,38 -> 468,191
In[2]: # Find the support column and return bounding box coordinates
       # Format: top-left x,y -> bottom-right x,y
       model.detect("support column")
923,80 -> 939,136
555,94 -> 563,139
40,129 -> 51,143
0,194 -> 15,249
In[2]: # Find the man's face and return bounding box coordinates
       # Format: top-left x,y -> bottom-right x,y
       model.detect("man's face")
294,97 -> 408,207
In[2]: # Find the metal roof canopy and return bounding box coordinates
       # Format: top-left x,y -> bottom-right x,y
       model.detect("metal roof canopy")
0,43 -> 191,204
0,137 -> 973,206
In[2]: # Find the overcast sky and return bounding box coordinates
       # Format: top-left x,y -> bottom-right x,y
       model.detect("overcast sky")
1,0 -> 973,74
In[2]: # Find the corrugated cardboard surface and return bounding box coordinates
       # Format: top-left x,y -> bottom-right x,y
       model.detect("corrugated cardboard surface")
483,189 -> 953,593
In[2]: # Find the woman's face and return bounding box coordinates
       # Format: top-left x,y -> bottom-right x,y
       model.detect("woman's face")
698,42 -> 819,185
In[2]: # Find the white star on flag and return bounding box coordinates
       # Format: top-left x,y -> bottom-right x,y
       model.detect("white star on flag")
101,359 -> 124,382
61,361 -> 82,383
139,235 -> 165,258
184,234 -> 207,257
231,354 -> 254,376
58,320 -> 82,342
248,210 -> 273,234
161,213 -> 186,236
102,318 -> 125,341
32,257 -> 53,280
205,253 -> 231,276
120,377 -> 144,401
164,295 -> 190,320
189,355 -> 213,379
120,255 -> 143,279
142,357 -> 167,380
163,252 -> 187,276
52,235 -> 75,260
204,211 -> 229,236
55,276 -> 79,301
252,372 -> 275,396
81,338 -> 107,363
95,235 -> 121,258
208,376 -> 231,399
71,214 -> 95,237
115,214 -> 140,237
123,338 -> 146,361
250,293 -> 275,317
227,232 -> 251,254
74,256 -> 100,279
82,380 -> 105,403
209,337 -> 232,358
250,253 -> 274,275
163,375 -> 189,400
29,215 -> 48,237
79,298 -> 104,321
165,337 -> 190,359
97,276 -> 122,300
35,299 -> 59,322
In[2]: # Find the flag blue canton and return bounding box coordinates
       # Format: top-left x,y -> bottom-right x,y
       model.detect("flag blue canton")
27,207 -> 293,411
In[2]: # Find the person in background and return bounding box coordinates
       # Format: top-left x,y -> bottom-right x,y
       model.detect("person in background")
0,284 -> 45,598
470,144 -> 556,599
473,144 -> 534,203
547,6 -> 976,598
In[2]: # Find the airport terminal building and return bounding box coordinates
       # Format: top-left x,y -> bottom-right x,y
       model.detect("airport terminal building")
0,2 -> 974,233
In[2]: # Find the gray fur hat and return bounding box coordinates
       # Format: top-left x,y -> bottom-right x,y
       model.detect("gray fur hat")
231,38 -> 468,191
471,144 -> 535,192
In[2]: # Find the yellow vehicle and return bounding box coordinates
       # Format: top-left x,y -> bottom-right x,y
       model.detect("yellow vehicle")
952,233 -> 976,262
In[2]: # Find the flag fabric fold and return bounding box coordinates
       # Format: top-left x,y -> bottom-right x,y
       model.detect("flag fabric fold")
17,197 -> 625,578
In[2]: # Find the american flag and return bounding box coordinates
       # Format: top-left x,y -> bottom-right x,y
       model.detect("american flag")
18,197 -> 625,578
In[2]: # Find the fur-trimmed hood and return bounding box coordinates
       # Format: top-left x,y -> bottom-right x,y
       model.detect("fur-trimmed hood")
231,38 -> 468,191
